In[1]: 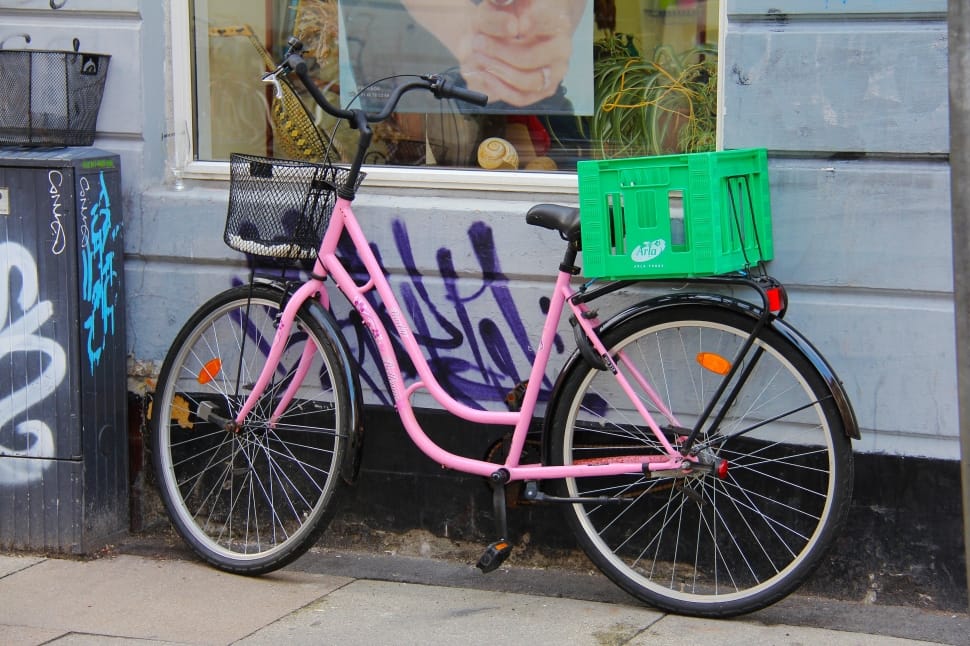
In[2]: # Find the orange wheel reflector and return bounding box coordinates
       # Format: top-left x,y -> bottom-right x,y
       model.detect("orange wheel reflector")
696,352 -> 731,375
197,358 -> 222,384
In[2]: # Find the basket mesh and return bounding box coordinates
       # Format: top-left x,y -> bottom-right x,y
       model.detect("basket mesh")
0,50 -> 110,147
225,154 -> 360,259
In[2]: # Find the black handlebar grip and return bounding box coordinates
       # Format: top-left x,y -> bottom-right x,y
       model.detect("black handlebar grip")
438,77 -> 489,107
286,52 -> 356,122
285,53 -> 307,75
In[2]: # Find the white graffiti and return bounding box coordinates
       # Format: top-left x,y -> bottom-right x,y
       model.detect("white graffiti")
48,170 -> 67,255
78,175 -> 91,250
0,242 -> 68,486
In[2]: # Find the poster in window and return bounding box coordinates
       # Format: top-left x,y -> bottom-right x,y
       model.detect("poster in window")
337,0 -> 594,116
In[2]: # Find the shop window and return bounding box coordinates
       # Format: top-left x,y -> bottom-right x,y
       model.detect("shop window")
186,0 -> 719,172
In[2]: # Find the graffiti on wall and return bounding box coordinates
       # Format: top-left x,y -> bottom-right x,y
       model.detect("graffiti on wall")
48,170 -> 68,256
238,218 -> 565,408
0,242 -> 67,485
339,218 -> 563,408
80,171 -> 120,374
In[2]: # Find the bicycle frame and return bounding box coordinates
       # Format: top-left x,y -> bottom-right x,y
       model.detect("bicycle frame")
233,195 -> 697,483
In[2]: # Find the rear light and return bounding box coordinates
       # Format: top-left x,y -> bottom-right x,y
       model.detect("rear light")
766,285 -> 786,314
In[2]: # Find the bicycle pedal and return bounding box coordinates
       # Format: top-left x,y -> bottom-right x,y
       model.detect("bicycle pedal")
476,540 -> 512,573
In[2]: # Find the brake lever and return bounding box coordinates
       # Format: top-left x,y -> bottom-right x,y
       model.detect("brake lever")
262,70 -> 284,100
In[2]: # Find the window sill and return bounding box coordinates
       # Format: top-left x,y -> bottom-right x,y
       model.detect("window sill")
182,161 -> 579,195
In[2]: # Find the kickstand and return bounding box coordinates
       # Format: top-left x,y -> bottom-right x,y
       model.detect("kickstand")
476,470 -> 513,573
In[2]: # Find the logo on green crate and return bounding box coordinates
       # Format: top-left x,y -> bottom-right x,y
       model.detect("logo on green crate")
631,239 -> 666,263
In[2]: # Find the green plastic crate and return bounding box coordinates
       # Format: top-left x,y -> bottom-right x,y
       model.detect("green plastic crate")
577,148 -> 773,280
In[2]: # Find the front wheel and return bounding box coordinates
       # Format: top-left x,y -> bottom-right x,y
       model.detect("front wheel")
151,284 -> 351,574
548,305 -> 854,617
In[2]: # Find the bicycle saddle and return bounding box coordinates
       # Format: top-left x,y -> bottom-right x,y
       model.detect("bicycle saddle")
526,203 -> 581,242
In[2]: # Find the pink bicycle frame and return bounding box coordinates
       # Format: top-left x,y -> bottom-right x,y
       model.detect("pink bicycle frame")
234,196 -> 696,482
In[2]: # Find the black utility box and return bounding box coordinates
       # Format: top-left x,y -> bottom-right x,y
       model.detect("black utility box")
0,147 -> 127,553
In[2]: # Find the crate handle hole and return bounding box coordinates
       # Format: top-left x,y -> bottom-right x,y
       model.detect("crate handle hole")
606,193 -> 627,256
669,189 -> 686,250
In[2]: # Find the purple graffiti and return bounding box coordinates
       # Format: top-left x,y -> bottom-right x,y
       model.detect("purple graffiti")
235,219 -> 564,408
333,220 -> 563,408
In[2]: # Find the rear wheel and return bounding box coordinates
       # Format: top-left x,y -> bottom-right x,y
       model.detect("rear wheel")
151,284 -> 350,574
549,305 -> 853,617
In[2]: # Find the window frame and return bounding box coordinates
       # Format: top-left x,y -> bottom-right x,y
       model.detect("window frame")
170,0 -> 725,194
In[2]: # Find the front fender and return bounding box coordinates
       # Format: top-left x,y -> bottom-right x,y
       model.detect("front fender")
273,282 -> 365,485
541,293 -> 859,463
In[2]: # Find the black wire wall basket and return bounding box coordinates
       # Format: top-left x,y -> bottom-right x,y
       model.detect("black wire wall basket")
0,35 -> 111,147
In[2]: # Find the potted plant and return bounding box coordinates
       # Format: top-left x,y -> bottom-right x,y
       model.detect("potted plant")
592,33 -> 717,159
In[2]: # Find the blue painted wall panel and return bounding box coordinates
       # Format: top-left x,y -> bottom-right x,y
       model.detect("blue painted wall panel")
764,160 -> 951,292
784,290 -> 957,458
716,0 -> 957,459
723,24 -> 948,154
730,0 -> 945,17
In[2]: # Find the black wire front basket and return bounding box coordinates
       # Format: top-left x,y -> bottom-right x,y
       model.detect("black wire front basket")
224,154 -> 362,260
0,43 -> 110,147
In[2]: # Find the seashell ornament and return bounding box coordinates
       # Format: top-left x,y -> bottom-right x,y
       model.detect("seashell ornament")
477,137 -> 519,170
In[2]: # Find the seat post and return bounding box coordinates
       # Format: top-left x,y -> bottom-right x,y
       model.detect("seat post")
560,239 -> 581,276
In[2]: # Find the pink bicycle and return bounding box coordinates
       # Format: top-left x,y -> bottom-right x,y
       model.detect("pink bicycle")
151,38 -> 858,618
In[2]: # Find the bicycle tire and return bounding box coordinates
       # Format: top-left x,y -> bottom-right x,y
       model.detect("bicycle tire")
151,283 -> 351,574
548,305 -> 853,617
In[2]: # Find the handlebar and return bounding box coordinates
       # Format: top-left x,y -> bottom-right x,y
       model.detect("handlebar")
284,51 -> 488,120
271,37 -> 488,198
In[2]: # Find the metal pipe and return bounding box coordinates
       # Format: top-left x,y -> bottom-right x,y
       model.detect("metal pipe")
947,0 -> 970,613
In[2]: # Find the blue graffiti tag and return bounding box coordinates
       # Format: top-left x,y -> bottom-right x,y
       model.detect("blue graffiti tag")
80,172 -> 120,374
